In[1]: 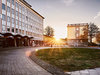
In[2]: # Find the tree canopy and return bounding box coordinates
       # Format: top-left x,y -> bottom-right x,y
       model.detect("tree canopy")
44,26 -> 54,37
89,23 -> 99,43
96,32 -> 100,43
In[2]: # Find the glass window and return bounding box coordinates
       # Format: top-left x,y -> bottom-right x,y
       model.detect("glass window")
16,11 -> 18,16
12,24 -> 14,27
16,20 -> 18,25
19,5 -> 21,9
22,7 -> 25,11
26,16 -> 28,21
7,27 -> 10,32
2,3 -> 5,10
19,21 -> 21,26
7,0 -> 10,3
16,2 -> 18,7
12,28 -> 14,32
7,6 -> 10,12
7,16 -> 10,22
12,0 -> 14,5
2,25 -> 6,31
2,14 -> 6,21
12,18 -> 14,24
12,9 -> 14,14
22,14 -> 25,19
19,13 -> 21,18
16,28 -> 18,33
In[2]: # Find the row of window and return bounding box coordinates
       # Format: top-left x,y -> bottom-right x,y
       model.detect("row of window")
2,14 -> 42,30
2,15 -> 42,28
7,0 -> 19,8
2,0 -> 43,23
2,25 -> 42,37
7,0 -> 14,5
2,3 -> 42,24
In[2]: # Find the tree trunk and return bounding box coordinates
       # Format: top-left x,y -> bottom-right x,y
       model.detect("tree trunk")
90,35 -> 92,43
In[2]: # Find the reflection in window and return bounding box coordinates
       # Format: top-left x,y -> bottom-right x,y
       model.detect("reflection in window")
2,25 -> 6,31
2,3 -> 5,10
16,2 -> 18,7
12,18 -> 14,24
12,9 -> 14,14
12,0 -> 14,5
7,6 -> 10,12
2,14 -> 6,21
7,16 -> 10,22
7,0 -> 10,3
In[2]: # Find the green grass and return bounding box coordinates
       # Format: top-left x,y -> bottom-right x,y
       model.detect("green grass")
36,48 -> 100,72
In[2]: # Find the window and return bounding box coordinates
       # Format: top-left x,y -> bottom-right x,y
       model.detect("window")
26,16 -> 28,21
19,13 -> 21,18
12,18 -> 14,24
16,2 -> 18,7
12,0 -> 14,5
2,25 -> 6,31
16,11 -> 18,16
22,14 -> 25,19
7,27 -> 10,32
7,0 -> 10,3
12,28 -> 14,32
12,9 -> 14,14
2,14 -> 6,21
19,29 -> 21,33
19,21 -> 21,26
22,7 -> 25,11
16,20 -> 18,25
19,5 -> 21,9
7,6 -> 10,12
2,3 -> 5,10
7,16 -> 10,22
16,28 -> 18,33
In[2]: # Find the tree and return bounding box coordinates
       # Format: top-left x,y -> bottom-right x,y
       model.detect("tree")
79,26 -> 88,39
96,32 -> 100,43
89,23 -> 99,43
44,26 -> 54,37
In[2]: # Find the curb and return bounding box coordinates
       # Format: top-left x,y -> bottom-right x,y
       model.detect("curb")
29,51 -> 70,75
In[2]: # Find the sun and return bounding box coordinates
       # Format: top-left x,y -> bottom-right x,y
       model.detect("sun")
54,36 -> 61,41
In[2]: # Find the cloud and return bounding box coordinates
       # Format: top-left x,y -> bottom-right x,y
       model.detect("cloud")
94,11 -> 100,19
62,0 -> 75,6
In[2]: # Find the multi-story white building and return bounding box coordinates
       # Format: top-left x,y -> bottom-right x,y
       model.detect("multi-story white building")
0,0 -> 44,47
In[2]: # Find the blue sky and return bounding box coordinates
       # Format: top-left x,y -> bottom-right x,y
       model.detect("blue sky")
28,0 -> 100,38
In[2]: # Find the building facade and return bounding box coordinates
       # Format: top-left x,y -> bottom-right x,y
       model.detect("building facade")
67,23 -> 88,47
0,0 -> 44,47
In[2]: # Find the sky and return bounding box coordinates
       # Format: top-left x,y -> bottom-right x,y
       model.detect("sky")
28,0 -> 100,38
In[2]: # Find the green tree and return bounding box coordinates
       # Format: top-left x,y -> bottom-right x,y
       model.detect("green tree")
44,26 -> 54,37
80,26 -> 88,39
89,23 -> 99,43
96,32 -> 100,43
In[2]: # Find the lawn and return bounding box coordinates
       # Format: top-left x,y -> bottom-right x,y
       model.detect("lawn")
36,48 -> 100,72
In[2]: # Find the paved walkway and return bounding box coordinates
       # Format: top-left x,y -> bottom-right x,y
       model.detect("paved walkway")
0,47 -> 52,75
66,68 -> 100,75
0,47 -> 100,75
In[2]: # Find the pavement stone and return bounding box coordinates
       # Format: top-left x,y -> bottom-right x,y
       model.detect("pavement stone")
0,47 -> 52,75
88,69 -> 98,75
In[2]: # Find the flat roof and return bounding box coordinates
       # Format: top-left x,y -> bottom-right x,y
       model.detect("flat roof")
19,0 -> 44,19
67,23 -> 88,26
